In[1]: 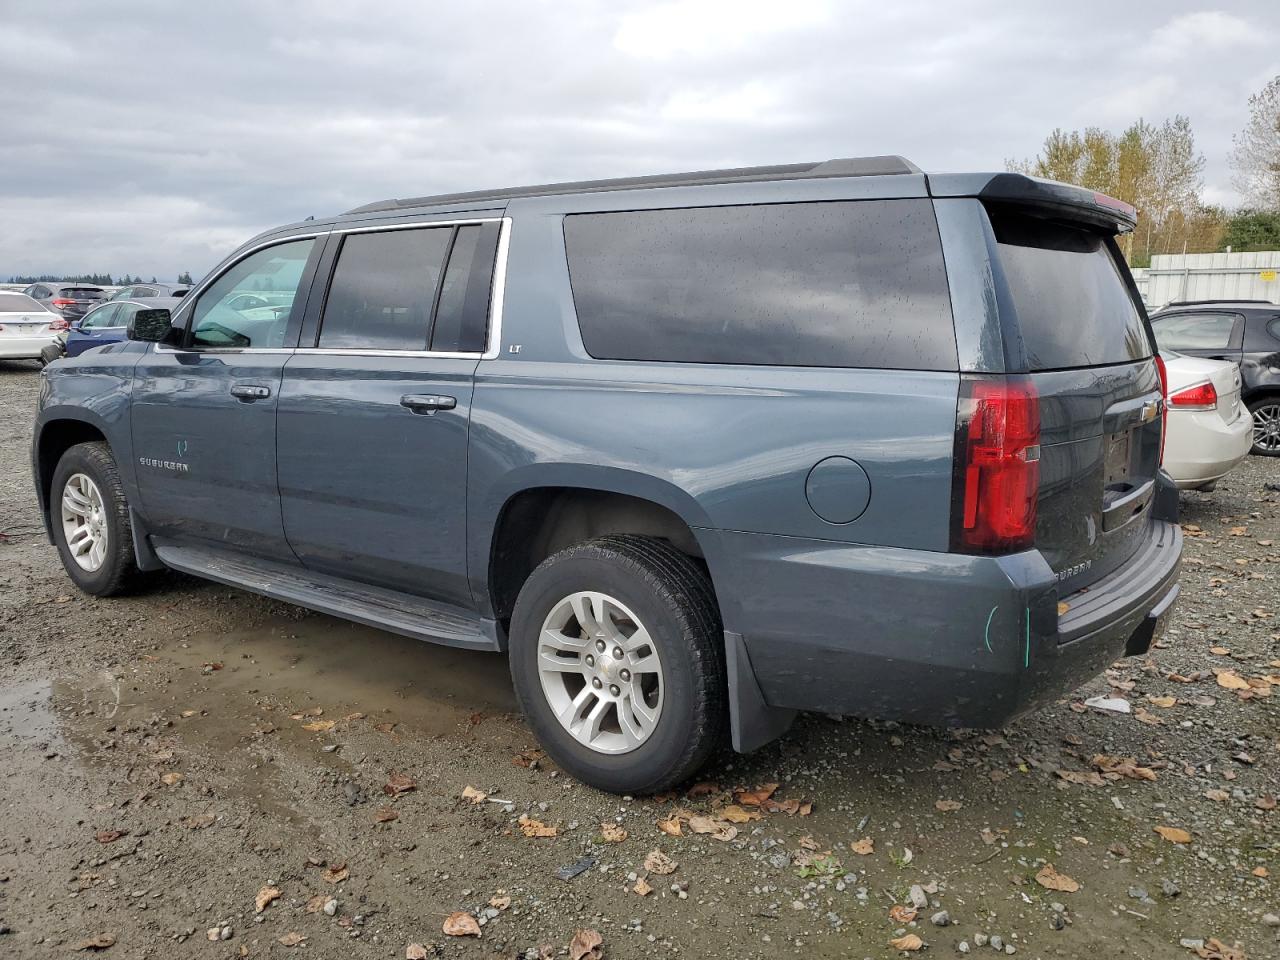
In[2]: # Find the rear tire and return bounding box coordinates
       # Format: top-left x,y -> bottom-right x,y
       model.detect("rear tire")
508,535 -> 726,795
1248,397 -> 1280,456
39,343 -> 65,367
50,442 -> 142,596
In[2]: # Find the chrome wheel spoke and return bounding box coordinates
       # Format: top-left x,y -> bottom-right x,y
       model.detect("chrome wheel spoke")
59,473 -> 109,573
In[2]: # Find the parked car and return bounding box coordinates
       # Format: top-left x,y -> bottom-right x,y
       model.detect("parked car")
0,292 -> 63,361
1159,350 -> 1253,490
66,298 -> 182,359
1149,300 -> 1280,455
22,282 -> 106,321
31,157 -> 1182,793
110,282 -> 191,301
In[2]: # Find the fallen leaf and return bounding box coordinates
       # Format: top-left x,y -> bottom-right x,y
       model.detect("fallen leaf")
889,933 -> 924,951
1133,706 -> 1163,726
1035,863 -> 1080,893
255,886 -> 281,913
1204,789 -> 1231,802
181,814 -> 215,830
461,785 -> 487,804
733,782 -> 779,807
569,928 -> 604,960
305,894 -> 328,913
1147,695 -> 1177,708
301,720 -> 336,732
687,815 -> 737,841
72,935 -> 115,951
934,799 -> 962,812
632,876 -> 653,896
1254,866 -> 1269,878
202,661 -> 224,671
1056,769 -> 1107,786
1256,795 -> 1276,811
1154,825 -> 1192,844
1093,755 -> 1158,782
850,837 -> 875,855
1216,670 -> 1250,691
512,748 -> 545,768
383,771 -> 416,796
643,849 -> 677,875
442,911 -> 481,937
180,709 -> 198,718
489,895 -> 511,910
278,932 -> 307,947
322,864 -> 349,884
94,830 -> 126,844
717,804 -> 761,824
599,822 -> 628,842
1210,646 -> 1231,656
518,815 -> 558,838
686,781 -> 721,799
406,945 -> 429,960
374,806 -> 399,823
1196,937 -> 1248,960
160,772 -> 183,786
656,814 -> 683,837
888,904 -> 918,923
374,721 -> 397,734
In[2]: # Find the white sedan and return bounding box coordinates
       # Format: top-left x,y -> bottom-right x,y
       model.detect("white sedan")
0,292 -> 65,361
1161,350 -> 1254,491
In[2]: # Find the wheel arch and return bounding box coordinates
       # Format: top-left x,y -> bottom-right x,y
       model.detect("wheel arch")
33,414 -> 112,540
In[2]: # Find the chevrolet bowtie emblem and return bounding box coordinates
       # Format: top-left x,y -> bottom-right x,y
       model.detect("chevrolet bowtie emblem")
1140,400 -> 1160,423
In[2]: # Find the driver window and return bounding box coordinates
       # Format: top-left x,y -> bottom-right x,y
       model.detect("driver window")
80,304 -> 120,330
189,238 -> 316,349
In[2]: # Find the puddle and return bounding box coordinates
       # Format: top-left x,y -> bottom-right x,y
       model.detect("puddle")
0,676 -> 65,750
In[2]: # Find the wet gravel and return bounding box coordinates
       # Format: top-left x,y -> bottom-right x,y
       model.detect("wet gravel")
0,359 -> 1277,959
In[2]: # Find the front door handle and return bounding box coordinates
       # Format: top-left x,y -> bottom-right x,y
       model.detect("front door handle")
230,384 -> 271,401
400,394 -> 457,414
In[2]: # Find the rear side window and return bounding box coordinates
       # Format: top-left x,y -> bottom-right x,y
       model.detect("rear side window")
989,207 -> 1150,370
563,200 -> 956,369
1152,312 -> 1239,351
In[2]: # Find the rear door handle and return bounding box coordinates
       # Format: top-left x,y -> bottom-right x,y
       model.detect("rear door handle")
230,384 -> 271,401
400,394 -> 457,414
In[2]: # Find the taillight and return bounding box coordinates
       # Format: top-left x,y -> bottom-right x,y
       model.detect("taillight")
1169,380 -> 1216,410
952,376 -> 1040,554
1153,355 -> 1169,465
50,298 -> 76,308
49,318 -> 69,331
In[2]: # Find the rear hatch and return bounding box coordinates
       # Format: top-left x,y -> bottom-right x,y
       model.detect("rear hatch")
985,203 -> 1162,595
54,286 -> 105,318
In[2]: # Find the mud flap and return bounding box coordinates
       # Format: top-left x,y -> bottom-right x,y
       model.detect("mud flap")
725,631 -> 796,753
129,508 -> 166,572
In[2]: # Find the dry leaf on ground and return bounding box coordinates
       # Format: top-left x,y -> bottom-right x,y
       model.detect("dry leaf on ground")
1056,769 -> 1106,786
374,806 -> 399,823
718,804 -> 761,824
406,945 -> 429,960
489,895 -> 511,910
1254,866 -> 1269,878
934,799 -> 962,812
1195,938 -> 1247,960
889,933 -> 924,951
1093,755 -> 1158,781
1147,695 -> 1177,708
384,771 -> 416,796
1133,706 -> 1163,725
600,822 -> 628,842
643,849 -> 677,875
1216,670 -> 1250,691
850,837 -> 875,855
305,894 -> 328,913
518,815 -> 558,838
1204,789 -> 1231,802
686,781 -> 721,798
72,935 -> 115,951
95,830 -> 126,844
461,785 -> 487,803
255,885 -> 281,913
688,815 -> 737,841
888,904 -> 918,923
1035,864 -> 1080,893
301,720 -> 336,732
1256,795 -> 1277,811
160,772 -> 183,786
322,864 -> 349,884
569,928 -> 604,960
443,911 -> 481,937
278,932 -> 307,947
656,814 -> 683,837
733,782 -> 779,806
632,876 -> 653,896
1154,825 -> 1193,844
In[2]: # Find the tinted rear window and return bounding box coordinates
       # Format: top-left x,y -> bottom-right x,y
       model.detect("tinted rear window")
59,287 -> 104,299
563,199 -> 956,369
989,207 -> 1150,370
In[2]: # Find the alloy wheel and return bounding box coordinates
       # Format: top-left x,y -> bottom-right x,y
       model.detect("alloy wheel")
1254,402 -> 1280,453
60,472 -> 109,572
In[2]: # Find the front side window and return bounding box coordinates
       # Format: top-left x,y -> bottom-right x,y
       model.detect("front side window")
563,200 -> 956,369
79,304 -> 121,329
1152,312 -> 1239,351
189,238 -> 316,349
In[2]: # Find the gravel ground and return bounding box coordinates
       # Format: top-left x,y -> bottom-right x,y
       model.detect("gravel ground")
0,358 -> 1277,960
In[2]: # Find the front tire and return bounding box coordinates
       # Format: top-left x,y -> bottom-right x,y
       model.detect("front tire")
508,535 -> 726,795
1249,397 -> 1280,456
50,442 -> 141,596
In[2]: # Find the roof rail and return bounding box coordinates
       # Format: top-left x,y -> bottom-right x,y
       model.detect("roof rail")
344,155 -> 922,215
1163,299 -> 1275,307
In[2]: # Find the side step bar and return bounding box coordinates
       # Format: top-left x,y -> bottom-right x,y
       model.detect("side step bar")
152,541 -> 503,653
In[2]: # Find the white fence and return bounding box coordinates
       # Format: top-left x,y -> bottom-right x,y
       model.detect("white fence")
1132,251 -> 1280,309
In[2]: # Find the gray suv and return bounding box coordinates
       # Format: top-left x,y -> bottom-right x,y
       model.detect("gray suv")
32,156 -> 1182,794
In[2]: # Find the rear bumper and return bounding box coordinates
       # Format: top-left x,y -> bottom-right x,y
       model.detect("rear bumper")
1164,407 -> 1253,488
707,516 -> 1181,731
0,336 -> 57,359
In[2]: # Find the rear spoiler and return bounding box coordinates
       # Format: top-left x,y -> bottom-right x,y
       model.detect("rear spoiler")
927,172 -> 1137,234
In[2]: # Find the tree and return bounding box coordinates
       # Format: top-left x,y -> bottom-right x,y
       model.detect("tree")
1230,76 -> 1280,211
1220,209 -> 1280,251
177,271 -> 193,284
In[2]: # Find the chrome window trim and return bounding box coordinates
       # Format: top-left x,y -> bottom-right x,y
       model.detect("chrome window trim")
154,215 -> 511,360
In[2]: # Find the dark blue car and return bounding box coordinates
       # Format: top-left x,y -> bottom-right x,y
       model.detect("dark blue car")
64,297 -> 181,358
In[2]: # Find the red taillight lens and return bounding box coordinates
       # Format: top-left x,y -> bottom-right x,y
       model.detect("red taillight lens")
49,318 -> 69,331
1169,380 -> 1217,410
952,377 -> 1040,554
1153,355 -> 1169,465
51,298 -> 76,308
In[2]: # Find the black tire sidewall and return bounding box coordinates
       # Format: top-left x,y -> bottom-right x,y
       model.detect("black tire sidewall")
1248,398 -> 1280,457
50,446 -> 130,594
510,550 -> 708,794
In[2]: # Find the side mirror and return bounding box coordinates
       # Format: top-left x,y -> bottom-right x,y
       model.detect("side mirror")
128,308 -> 177,343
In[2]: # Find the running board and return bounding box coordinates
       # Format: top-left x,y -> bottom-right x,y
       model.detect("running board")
151,541 -> 503,652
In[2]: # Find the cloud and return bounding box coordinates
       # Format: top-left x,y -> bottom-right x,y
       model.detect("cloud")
1,0 -> 1276,280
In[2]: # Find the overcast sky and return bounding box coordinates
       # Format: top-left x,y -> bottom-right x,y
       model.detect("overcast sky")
2,0 -> 1277,281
